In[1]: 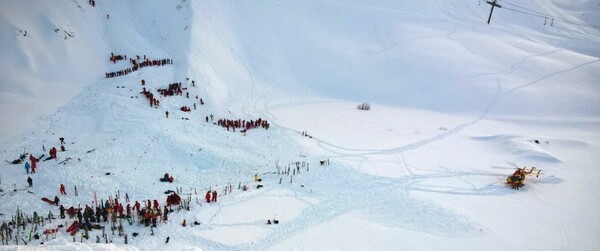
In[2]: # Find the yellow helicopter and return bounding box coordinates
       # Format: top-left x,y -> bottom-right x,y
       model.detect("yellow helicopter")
506,166 -> 541,190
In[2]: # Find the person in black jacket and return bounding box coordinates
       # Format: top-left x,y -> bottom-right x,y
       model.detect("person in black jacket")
59,205 -> 66,219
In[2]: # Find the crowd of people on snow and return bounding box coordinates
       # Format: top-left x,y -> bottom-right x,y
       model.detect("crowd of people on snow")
0,185 -> 184,245
110,68 -> 206,121
109,53 -> 126,64
20,137 -> 69,178
215,118 -> 270,133
140,82 -> 198,110
140,87 -> 160,108
0,48 -> 299,246
36,174 -> 243,227
49,188 -> 178,235
157,83 -> 184,97
3,154 -> 314,246
140,79 -> 205,115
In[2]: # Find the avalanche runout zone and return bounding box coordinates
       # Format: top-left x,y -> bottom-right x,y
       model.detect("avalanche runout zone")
238,166 -> 484,250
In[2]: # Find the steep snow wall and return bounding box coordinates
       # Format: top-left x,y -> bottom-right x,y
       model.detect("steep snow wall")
0,0 -> 107,143
187,0 -> 600,118
0,0 -> 193,144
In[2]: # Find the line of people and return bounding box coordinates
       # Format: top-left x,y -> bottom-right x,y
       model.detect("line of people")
140,87 -> 160,107
216,118 -> 270,132
131,58 -> 172,68
105,56 -> 173,78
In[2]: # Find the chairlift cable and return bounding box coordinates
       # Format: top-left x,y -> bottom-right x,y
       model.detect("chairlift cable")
493,0 -> 600,30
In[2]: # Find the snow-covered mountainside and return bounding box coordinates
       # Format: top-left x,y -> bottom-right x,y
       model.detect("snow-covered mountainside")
0,0 -> 599,250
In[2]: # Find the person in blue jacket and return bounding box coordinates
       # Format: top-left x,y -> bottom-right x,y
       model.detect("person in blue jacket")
24,162 -> 30,174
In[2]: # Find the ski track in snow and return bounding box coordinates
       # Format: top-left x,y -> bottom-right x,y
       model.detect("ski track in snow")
237,167 -> 486,250
499,58 -> 600,99
262,49 -> 597,161
464,49 -> 563,79
231,44 -> 598,249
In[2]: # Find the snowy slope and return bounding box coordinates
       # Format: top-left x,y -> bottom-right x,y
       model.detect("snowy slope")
0,0 -> 107,142
189,0 -> 600,117
0,0 -> 599,250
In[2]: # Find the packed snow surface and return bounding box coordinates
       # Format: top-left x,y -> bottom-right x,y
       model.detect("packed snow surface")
0,0 -> 599,250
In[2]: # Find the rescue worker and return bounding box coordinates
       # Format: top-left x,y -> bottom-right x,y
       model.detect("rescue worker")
211,190 -> 217,203
60,184 -> 67,195
134,201 -> 141,213
59,205 -> 66,219
126,204 -> 131,218
29,154 -> 37,172
205,191 -> 211,203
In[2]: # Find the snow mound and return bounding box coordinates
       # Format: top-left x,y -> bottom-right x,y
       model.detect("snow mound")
473,134 -> 561,163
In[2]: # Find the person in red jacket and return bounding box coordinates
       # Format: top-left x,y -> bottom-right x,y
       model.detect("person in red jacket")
50,147 -> 58,159
30,155 -> 36,173
211,190 -> 217,203
112,203 -> 119,214
205,191 -> 211,203
134,201 -> 141,213
60,184 -> 66,195
118,204 -> 124,217
153,199 -> 159,209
